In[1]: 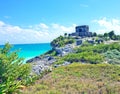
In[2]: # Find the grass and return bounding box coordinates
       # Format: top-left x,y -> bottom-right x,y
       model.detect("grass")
20,63 -> 120,94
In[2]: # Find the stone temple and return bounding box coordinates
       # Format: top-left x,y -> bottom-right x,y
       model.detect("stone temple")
69,25 -> 92,37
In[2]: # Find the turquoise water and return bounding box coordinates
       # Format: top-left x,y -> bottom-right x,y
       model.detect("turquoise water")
0,43 -> 51,61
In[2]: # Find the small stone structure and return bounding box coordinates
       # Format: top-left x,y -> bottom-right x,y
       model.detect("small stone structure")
69,25 -> 92,37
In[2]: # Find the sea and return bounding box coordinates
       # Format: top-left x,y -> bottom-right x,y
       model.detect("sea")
0,43 -> 52,62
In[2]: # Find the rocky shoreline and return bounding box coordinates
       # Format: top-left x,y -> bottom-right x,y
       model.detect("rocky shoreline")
26,55 -> 56,75
26,44 -> 74,75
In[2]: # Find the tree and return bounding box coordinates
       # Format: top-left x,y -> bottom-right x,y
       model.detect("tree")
108,31 -> 115,39
93,32 -> 97,37
103,33 -> 110,41
112,35 -> 117,40
116,35 -> 120,40
59,35 -> 64,40
0,43 -> 31,94
64,33 -> 67,37
104,33 -> 108,37
98,34 -> 104,38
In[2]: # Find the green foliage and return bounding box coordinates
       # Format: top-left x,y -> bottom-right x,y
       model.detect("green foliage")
104,33 -> 109,37
52,41 -> 120,66
81,41 -> 93,47
54,43 -> 120,65
62,51 -> 104,64
60,42 -> 120,64
0,43 -> 31,94
103,33 -> 110,41
75,43 -> 120,54
64,33 -> 67,37
108,31 -> 115,39
96,30 -> 120,40
54,49 -> 105,65
102,30 -> 120,40
92,32 -> 97,37
74,43 -> 120,65
97,34 -> 104,38
104,49 -> 120,64
54,59 -> 65,65
116,35 -> 120,40
51,35 -> 75,47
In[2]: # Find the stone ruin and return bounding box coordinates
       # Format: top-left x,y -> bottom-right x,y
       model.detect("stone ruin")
69,25 -> 92,37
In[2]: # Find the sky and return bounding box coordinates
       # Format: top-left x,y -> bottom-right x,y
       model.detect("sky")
0,0 -> 120,44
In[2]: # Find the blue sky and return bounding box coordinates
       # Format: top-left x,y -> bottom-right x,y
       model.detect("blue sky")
0,0 -> 120,44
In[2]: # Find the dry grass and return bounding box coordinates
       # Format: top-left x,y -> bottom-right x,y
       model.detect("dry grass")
21,63 -> 120,94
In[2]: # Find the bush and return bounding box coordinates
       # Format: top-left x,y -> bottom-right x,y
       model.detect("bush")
51,36 -> 75,47
54,51 -> 104,65
63,51 -> 104,64
75,43 -> 120,54
103,49 -> 120,64
0,43 -> 31,94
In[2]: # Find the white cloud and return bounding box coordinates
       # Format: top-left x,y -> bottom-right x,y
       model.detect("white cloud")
0,21 -> 5,26
39,23 -> 49,29
51,23 -> 76,32
0,21 -> 76,45
92,17 -> 120,34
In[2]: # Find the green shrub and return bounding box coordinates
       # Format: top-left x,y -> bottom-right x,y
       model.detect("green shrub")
0,43 -> 31,94
63,51 -> 104,64
51,36 -> 75,47
75,43 -> 120,53
103,49 -> 120,64
54,51 -> 104,65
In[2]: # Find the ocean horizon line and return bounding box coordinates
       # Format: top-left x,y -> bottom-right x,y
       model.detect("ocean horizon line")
0,42 -> 51,46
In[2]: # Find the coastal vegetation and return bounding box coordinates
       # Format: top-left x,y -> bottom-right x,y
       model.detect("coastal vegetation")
104,49 -> 120,64
75,43 -> 120,53
0,43 -> 31,94
98,30 -> 120,40
51,35 -> 75,47
55,51 -> 104,65
54,43 -> 120,65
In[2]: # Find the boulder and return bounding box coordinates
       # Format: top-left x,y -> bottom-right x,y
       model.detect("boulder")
26,55 -> 56,75
55,44 -> 74,56
32,64 -> 52,75
26,56 -> 41,63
